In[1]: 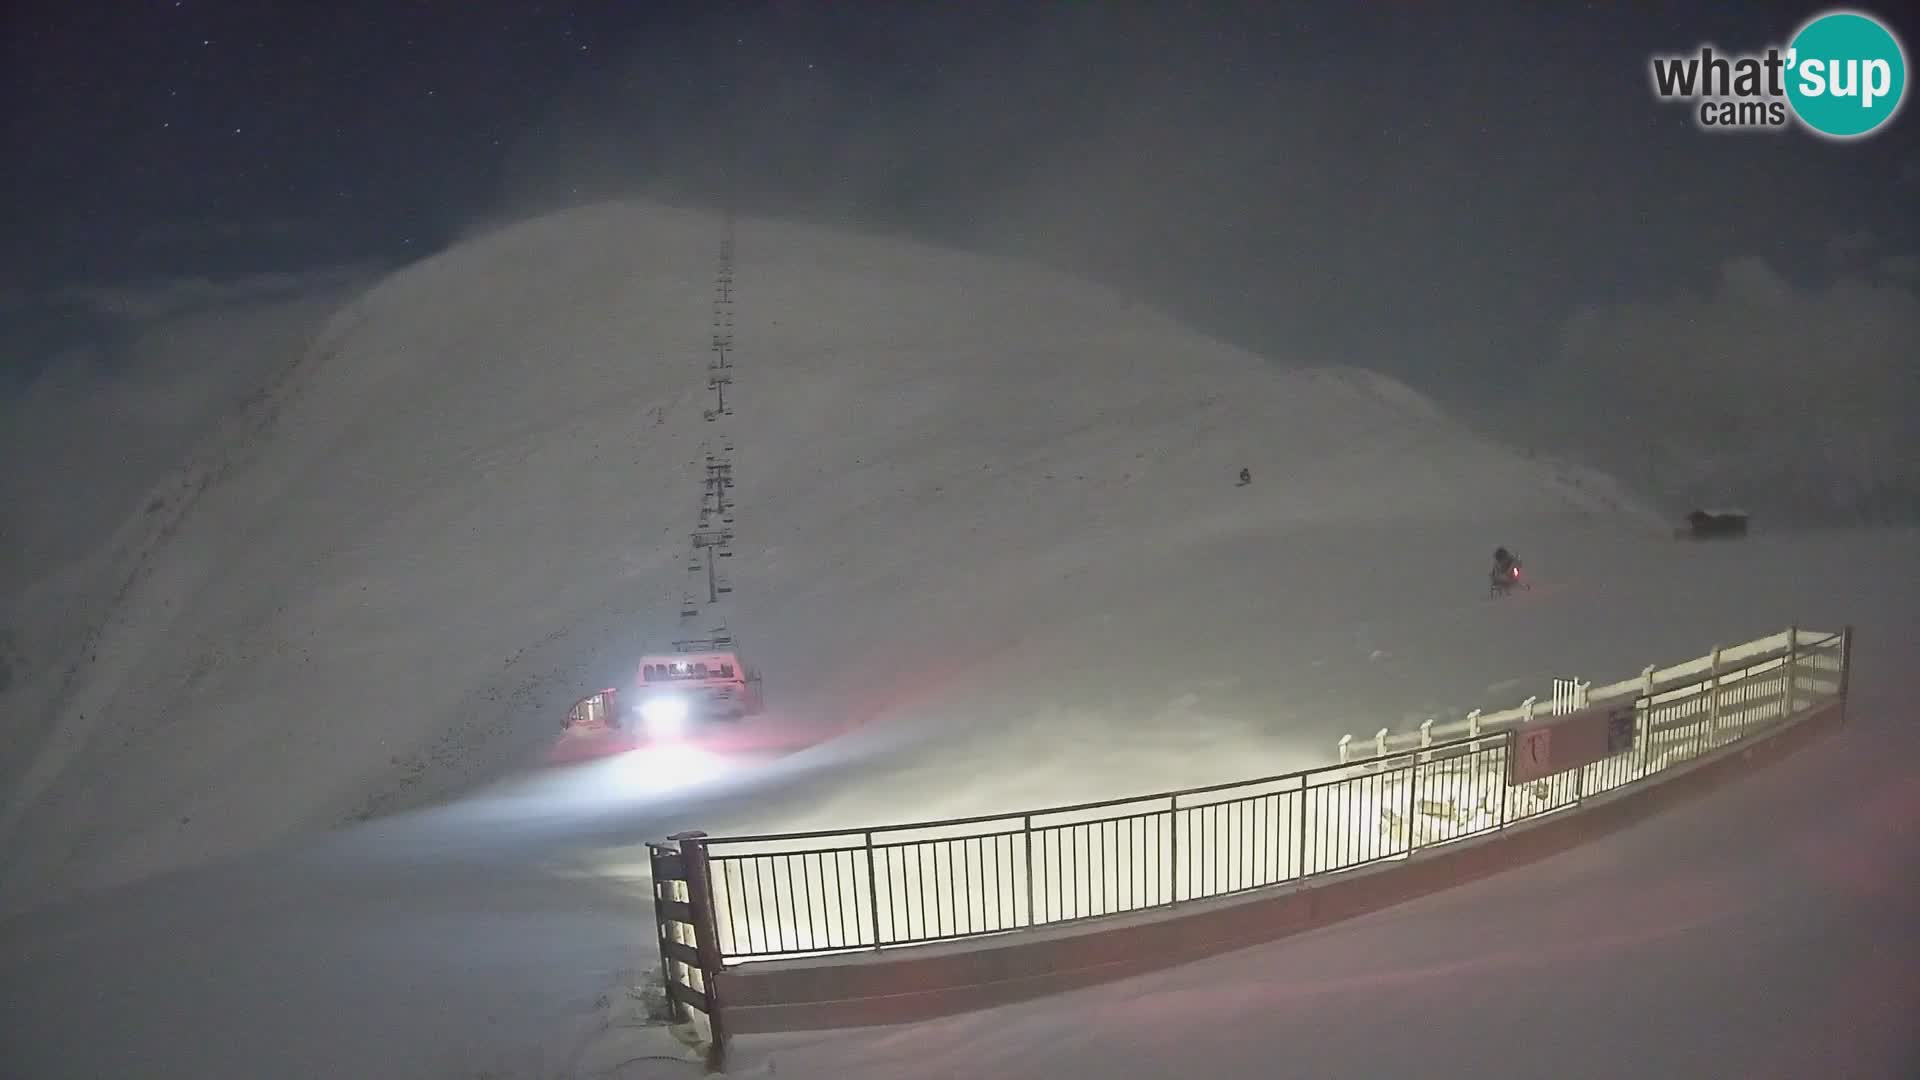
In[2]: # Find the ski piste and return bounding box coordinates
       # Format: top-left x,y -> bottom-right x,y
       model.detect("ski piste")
563,209 -> 764,740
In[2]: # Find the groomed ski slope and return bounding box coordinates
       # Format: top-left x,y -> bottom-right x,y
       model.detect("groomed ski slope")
0,201 -> 1651,915
0,527 -> 1911,1078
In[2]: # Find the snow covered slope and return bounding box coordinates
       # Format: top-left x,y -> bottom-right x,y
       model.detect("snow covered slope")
0,525 -> 1909,1079
0,201 -> 1660,914
0,290 -> 358,819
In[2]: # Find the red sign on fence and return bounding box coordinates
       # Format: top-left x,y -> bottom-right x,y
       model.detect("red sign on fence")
1507,702 -> 1638,785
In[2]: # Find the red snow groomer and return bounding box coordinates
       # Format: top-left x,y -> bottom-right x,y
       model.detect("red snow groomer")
630,650 -> 764,738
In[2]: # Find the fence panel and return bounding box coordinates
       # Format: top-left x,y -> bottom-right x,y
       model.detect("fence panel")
876,830 -> 1027,945
1392,739 -> 1508,848
709,832 -> 877,958
1303,761 -> 1412,877
695,627 -> 1848,963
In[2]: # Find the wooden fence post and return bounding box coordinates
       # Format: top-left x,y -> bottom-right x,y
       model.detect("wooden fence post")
648,844 -> 692,1026
669,830 -> 729,1072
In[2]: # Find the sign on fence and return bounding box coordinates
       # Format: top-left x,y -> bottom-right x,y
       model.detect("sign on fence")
1507,702 -> 1637,785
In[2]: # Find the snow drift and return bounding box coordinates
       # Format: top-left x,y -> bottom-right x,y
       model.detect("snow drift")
0,201 -> 1660,914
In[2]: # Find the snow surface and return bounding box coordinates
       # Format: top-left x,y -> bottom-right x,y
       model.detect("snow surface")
0,201 -> 1656,914
0,526 -> 1911,1079
0,287 -> 360,835
737,617 -> 1920,1080
1,202 -> 1914,1077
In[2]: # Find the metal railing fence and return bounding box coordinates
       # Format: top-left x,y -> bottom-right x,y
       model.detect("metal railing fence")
690,627 -> 1847,962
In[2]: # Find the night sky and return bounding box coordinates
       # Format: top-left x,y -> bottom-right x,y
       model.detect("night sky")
4,2 -> 1917,429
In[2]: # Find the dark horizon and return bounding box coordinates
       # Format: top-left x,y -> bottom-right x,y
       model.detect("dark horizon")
4,0 -> 1916,520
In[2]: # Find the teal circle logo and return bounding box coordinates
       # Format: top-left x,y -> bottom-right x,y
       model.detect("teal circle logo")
1785,10 -> 1907,138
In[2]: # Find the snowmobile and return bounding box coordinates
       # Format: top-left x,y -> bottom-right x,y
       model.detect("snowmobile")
1489,557 -> 1529,598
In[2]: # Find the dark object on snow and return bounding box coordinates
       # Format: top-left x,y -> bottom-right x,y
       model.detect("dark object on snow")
1489,548 -> 1527,598
1237,467 -> 1252,486
1678,509 -> 1748,540
1491,547 -> 1520,579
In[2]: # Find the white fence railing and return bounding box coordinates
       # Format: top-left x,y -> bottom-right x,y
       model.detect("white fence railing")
679,625 -> 1850,962
1339,626 -> 1836,763
1552,677 -> 1590,715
